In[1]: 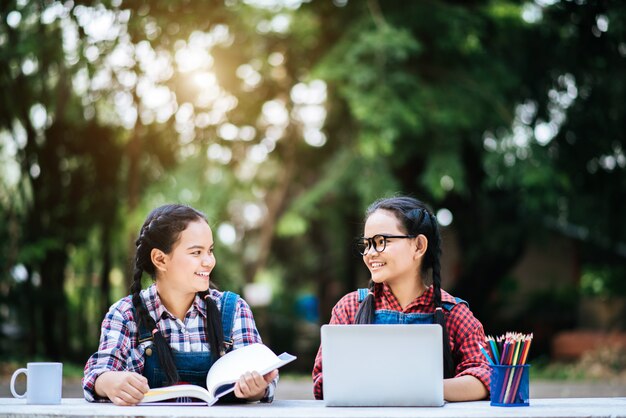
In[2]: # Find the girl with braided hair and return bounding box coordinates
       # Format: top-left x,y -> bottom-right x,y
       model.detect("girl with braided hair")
83,204 -> 277,405
312,196 -> 490,402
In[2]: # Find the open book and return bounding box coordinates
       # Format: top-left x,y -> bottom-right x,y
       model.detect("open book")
140,343 -> 296,405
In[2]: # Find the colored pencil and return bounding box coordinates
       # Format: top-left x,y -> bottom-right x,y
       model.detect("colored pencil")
479,343 -> 495,365
486,332 -> 533,404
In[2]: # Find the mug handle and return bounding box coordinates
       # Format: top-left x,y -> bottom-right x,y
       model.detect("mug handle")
10,368 -> 28,399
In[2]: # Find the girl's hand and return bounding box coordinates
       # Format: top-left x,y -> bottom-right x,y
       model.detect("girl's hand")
234,369 -> 278,401
94,371 -> 150,406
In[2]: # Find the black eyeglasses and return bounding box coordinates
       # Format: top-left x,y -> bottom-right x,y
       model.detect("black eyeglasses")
355,234 -> 416,256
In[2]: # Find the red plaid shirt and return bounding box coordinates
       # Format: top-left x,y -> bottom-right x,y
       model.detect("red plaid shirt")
312,283 -> 490,400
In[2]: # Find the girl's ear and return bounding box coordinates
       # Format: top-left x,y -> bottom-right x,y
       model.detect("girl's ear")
151,248 -> 168,272
413,234 -> 428,259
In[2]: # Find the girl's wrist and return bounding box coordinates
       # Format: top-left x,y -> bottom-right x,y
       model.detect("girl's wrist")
259,385 -> 274,403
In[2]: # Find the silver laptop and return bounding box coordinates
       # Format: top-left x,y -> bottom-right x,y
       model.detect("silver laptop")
321,324 -> 444,407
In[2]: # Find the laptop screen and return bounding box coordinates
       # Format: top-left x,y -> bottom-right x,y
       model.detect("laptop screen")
321,324 -> 444,407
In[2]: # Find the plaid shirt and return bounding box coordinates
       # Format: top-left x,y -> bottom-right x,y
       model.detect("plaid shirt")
312,283 -> 490,400
83,284 -> 264,401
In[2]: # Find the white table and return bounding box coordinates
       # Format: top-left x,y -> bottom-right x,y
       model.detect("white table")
0,398 -> 625,418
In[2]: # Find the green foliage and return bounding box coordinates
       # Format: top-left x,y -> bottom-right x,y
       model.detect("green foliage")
421,153 -> 466,200
531,356 -> 589,381
526,285 -> 580,316
317,16 -> 424,158
276,212 -> 308,237
533,345 -> 626,382
580,266 -> 626,297
15,238 -> 63,265
1,0 -> 625,364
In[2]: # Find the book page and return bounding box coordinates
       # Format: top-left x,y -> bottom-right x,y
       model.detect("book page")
206,343 -> 296,397
139,344 -> 296,405
141,384 -> 217,406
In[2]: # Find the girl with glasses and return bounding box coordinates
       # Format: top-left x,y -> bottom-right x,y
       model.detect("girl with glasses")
83,204 -> 277,405
312,196 -> 490,402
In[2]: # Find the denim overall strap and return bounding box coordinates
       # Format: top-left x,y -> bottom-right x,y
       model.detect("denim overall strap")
442,296 -> 468,311
136,315 -> 155,344
356,288 -> 468,325
357,289 -> 468,310
133,302 -> 157,345
137,296 -> 216,389
220,291 -> 239,353
136,291 -> 240,344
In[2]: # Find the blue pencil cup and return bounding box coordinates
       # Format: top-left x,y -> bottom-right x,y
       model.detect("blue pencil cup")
490,364 -> 530,407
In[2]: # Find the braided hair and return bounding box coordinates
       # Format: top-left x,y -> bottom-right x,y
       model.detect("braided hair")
354,196 -> 454,378
131,204 -> 225,385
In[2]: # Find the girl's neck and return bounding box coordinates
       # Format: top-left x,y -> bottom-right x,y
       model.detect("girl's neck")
387,278 -> 427,309
155,282 -> 195,320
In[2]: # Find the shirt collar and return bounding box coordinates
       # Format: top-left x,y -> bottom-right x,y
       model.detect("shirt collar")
376,282 -> 457,309
143,284 -> 207,321
414,285 -> 458,306
194,293 -> 208,319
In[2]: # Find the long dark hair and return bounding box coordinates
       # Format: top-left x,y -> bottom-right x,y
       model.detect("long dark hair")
354,196 -> 454,378
131,204 -> 224,385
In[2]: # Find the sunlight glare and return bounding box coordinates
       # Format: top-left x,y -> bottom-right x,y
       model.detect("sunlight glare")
29,104 -> 48,130
193,71 -> 217,88
440,175 -> 454,191
175,103 -> 194,125
7,11 -> 22,28
140,83 -> 173,110
175,46 -> 213,73
248,144 -> 269,163
218,223 -> 237,245
303,129 -> 326,147
436,209 -> 453,227
207,143 -> 233,164
243,203 -> 264,228
219,123 -> 239,141
268,52 -> 284,66
239,126 -> 257,141
76,5 -> 120,42
295,105 -> 326,129
534,122 -> 557,146
262,100 -> 289,126
41,2 -> 67,24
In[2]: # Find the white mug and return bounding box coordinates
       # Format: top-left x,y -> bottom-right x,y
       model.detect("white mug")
10,362 -> 63,404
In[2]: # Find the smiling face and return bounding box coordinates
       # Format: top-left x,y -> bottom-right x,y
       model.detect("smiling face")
156,219 -> 216,298
362,209 -> 421,287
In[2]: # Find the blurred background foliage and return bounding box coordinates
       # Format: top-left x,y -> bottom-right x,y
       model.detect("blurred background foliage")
1,0 -> 625,371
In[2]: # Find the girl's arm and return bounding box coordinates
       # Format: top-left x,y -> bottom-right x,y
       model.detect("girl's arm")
94,371 -> 149,406
83,299 -> 144,402
445,303 -> 491,401
233,370 -> 279,401
444,375 -> 488,402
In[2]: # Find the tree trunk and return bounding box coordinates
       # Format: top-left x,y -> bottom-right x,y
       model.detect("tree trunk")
449,192 -> 527,321
125,127 -> 142,289
100,227 -> 112,318
40,249 -> 69,360
244,132 -> 297,283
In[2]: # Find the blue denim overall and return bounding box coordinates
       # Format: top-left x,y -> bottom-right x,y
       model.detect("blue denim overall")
137,291 -> 238,389
357,288 -> 467,325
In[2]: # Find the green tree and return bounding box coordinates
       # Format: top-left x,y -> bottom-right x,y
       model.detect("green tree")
282,0 -> 626,334
2,0 -> 624,363
0,0 -> 127,359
